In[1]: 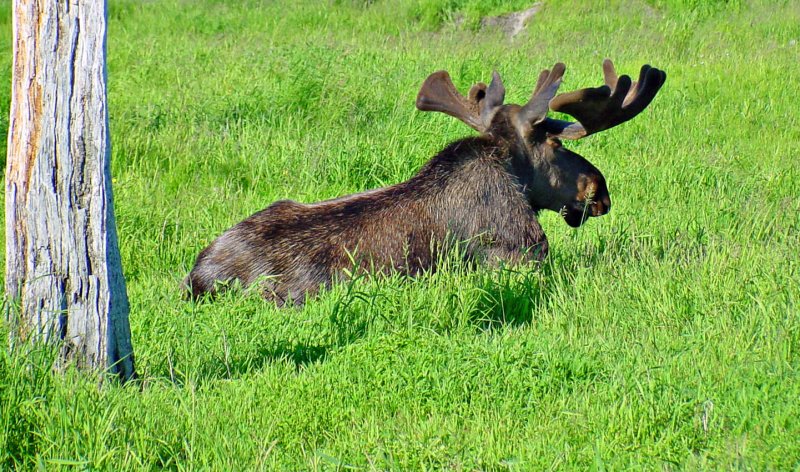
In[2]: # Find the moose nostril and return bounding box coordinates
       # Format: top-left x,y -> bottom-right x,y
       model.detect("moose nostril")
592,198 -> 610,216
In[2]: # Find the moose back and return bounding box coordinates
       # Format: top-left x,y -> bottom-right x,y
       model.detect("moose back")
185,60 -> 666,305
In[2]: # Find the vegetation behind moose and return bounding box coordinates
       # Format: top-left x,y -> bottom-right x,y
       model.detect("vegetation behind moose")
185,59 -> 666,305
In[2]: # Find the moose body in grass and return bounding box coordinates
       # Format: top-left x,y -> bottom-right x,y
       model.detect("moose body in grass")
186,59 -> 666,305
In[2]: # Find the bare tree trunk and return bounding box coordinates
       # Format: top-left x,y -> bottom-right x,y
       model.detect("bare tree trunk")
5,0 -> 135,381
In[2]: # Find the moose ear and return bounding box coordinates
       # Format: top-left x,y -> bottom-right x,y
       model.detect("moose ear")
468,82 -> 487,104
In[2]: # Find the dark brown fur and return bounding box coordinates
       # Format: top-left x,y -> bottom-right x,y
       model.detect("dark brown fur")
187,134 -> 548,305
186,61 -> 665,305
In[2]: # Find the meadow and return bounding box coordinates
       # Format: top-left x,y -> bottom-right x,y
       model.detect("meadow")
1,0 -> 799,469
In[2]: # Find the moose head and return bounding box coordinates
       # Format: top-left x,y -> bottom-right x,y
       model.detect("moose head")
416,59 -> 666,227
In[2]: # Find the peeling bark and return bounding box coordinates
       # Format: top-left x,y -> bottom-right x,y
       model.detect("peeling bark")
5,0 -> 135,381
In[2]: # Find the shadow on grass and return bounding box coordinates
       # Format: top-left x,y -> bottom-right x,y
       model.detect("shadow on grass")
223,341 -> 330,378
184,337 -> 334,383
188,280 -> 381,381
186,256 -> 578,382
465,262 -> 559,332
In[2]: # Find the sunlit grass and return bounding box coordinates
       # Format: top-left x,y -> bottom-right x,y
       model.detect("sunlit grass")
1,0 -> 799,469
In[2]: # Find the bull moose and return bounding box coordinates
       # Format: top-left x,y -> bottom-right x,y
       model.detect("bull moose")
185,59 -> 666,305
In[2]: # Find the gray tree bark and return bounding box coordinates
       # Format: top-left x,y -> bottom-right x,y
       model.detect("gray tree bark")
5,0 -> 135,381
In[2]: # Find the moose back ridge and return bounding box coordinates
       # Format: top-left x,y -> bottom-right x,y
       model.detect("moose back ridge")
185,59 -> 666,305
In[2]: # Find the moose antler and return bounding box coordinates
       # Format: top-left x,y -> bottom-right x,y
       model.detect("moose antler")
480,71 -> 506,126
544,59 -> 667,139
416,70 -> 505,132
518,62 -> 566,126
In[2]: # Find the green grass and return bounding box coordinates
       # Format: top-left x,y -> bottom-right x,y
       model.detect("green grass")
2,0 -> 800,469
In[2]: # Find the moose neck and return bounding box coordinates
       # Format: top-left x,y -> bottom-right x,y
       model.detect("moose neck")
405,136 -> 541,245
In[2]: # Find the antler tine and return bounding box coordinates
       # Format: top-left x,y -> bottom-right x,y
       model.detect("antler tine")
546,59 -> 666,139
624,63 -> 665,113
602,58 -> 619,90
604,59 -> 654,108
519,62 -> 566,126
533,68 -> 550,95
416,70 -> 486,132
480,71 -> 506,126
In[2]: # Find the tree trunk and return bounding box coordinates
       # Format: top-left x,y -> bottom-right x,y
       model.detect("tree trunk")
5,0 -> 135,381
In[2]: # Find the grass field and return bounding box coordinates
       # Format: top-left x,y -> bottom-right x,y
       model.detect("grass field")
2,0 -> 800,469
